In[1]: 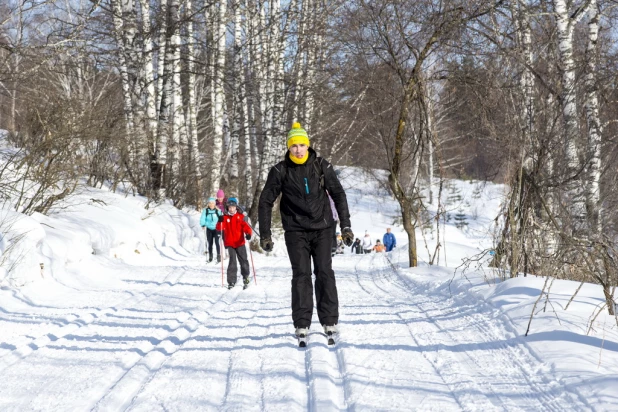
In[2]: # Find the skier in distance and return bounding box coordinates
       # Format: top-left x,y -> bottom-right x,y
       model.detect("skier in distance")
200,197 -> 223,263
218,197 -> 252,289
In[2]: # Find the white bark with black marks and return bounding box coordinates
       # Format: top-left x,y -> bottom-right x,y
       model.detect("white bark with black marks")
553,0 -> 593,224
211,0 -> 227,192
584,0 -> 602,233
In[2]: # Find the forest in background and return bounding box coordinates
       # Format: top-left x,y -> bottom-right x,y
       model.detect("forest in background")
2,0 -> 618,314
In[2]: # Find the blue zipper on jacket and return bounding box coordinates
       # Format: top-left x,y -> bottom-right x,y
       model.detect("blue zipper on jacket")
304,177 -> 309,194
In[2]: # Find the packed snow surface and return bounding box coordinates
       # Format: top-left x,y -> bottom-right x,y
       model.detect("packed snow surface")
1,167 -> 617,411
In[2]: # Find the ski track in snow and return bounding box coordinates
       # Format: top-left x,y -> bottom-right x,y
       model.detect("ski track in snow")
371,253 -> 590,411
304,328 -> 347,411
0,267 -> 187,374
0,251 -> 595,411
91,270 -> 251,411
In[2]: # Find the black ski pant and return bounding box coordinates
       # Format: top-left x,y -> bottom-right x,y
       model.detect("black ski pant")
206,228 -> 221,258
226,245 -> 250,285
331,221 -> 337,253
285,228 -> 339,328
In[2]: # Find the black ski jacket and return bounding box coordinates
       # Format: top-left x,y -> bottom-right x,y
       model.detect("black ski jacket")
258,148 -> 351,239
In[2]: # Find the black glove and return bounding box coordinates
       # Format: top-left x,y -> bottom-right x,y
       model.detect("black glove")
341,227 -> 354,247
245,233 -> 252,240
261,237 -> 274,252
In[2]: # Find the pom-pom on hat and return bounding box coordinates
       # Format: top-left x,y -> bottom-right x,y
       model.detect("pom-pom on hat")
287,122 -> 310,149
216,189 -> 225,198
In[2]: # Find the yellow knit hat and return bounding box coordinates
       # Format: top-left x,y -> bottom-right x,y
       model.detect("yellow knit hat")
287,122 -> 310,149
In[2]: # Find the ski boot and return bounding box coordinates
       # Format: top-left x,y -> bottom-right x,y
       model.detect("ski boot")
295,327 -> 309,348
323,325 -> 337,346
208,253 -> 213,263
227,283 -> 235,290
243,277 -> 250,290
216,255 -> 221,263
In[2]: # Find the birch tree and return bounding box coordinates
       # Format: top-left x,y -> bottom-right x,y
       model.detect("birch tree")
553,0 -> 594,227
584,0 -> 602,234
248,1 -> 278,222
155,0 -> 171,199
209,0 -> 227,193
110,0 -> 137,156
240,0 -> 253,203
137,0 -> 158,158
186,0 -> 202,206
227,0 -> 243,195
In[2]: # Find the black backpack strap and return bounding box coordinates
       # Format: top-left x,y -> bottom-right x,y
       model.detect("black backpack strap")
276,161 -> 287,185
314,158 -> 325,190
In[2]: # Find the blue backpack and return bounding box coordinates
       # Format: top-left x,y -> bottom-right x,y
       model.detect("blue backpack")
201,207 -> 222,230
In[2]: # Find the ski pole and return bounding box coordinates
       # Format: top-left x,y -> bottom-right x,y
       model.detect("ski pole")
203,227 -> 207,260
220,229 -> 225,287
247,241 -> 257,285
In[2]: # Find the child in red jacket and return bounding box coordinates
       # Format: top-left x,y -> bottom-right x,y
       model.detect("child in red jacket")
218,197 -> 252,289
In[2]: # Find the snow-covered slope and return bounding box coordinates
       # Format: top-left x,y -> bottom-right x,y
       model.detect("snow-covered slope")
0,165 -> 616,411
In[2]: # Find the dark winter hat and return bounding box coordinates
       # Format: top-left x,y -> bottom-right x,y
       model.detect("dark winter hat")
227,197 -> 238,207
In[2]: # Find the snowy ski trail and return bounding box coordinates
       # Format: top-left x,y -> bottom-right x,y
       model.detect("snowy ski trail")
92,278 -> 248,411
123,256 -> 308,412
0,267 -> 188,374
304,328 -> 347,411
0,251 -> 593,411
349,252 -> 590,411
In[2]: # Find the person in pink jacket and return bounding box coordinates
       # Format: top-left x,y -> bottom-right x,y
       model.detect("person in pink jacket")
215,189 -> 227,214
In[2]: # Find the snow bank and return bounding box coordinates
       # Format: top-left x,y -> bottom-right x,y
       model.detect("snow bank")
1,185 -> 203,290
0,210 -> 46,286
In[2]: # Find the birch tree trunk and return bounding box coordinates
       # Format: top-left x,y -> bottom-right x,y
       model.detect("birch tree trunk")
156,0 -> 167,117
427,92 -> 435,205
155,0 -> 172,199
303,0 -> 319,132
553,0 -> 592,226
210,0 -> 227,193
262,1 -> 277,171
273,1 -> 286,158
7,3 -> 25,133
186,0 -> 202,207
247,0 -> 261,177
205,6 -> 216,136
291,0 -> 309,123
514,0 -> 535,170
584,0 -> 602,234
166,0 -> 187,202
241,0 -> 253,203
111,0 -> 136,157
228,0 -> 242,195
138,0 -> 158,157
248,1 -> 276,222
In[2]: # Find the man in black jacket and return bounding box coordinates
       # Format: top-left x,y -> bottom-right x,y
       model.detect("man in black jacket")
258,122 -> 354,338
